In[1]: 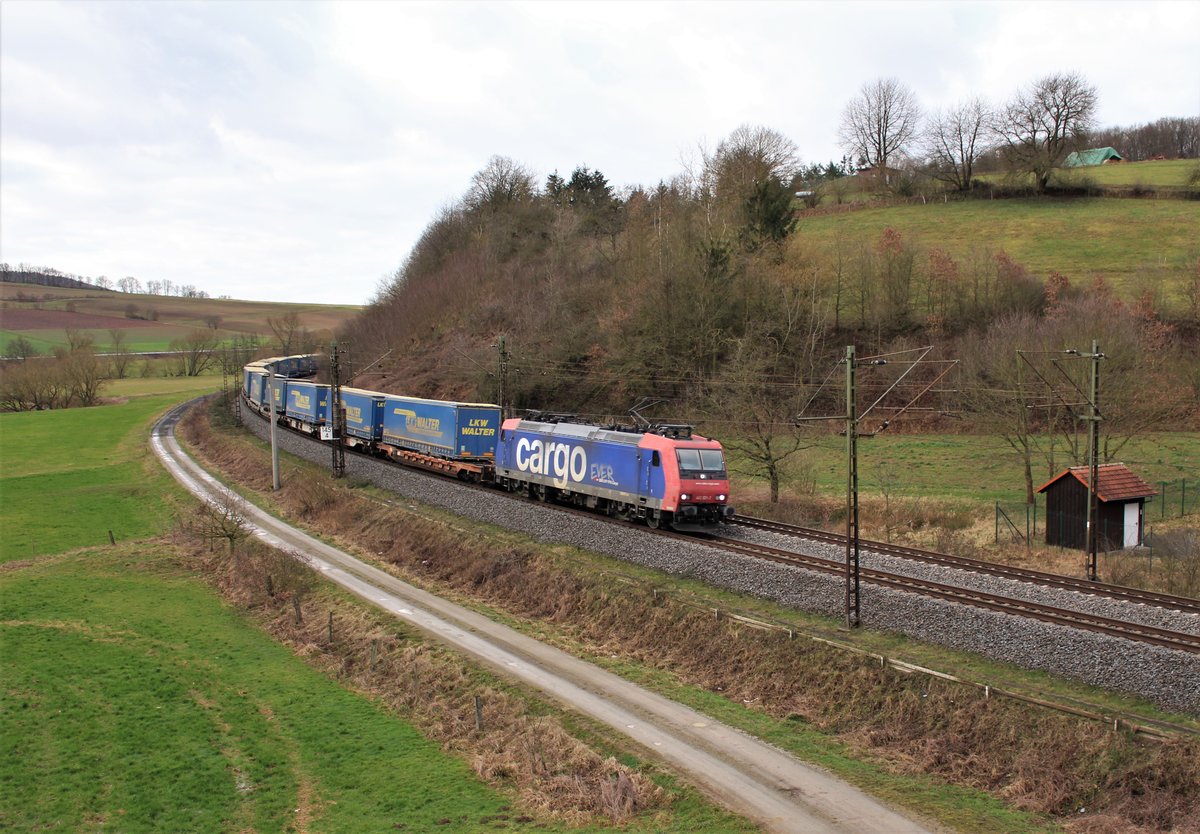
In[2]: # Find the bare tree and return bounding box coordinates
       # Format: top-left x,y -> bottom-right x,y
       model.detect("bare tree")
703,125 -> 801,247
710,338 -> 814,503
61,349 -> 105,406
64,328 -> 95,352
171,329 -> 220,376
838,78 -> 922,185
465,155 -> 536,213
107,328 -> 133,378
709,124 -> 801,197
5,336 -> 37,361
959,312 -> 1049,504
180,493 -> 250,556
708,276 -> 828,503
995,72 -> 1098,193
923,97 -> 991,191
267,311 -> 305,354
219,334 -> 262,377
0,362 -> 69,411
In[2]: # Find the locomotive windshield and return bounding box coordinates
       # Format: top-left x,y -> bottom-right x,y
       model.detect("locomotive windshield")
675,448 -> 727,479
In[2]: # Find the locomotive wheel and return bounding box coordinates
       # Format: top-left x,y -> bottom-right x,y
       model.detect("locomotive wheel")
646,510 -> 660,529
533,484 -> 547,502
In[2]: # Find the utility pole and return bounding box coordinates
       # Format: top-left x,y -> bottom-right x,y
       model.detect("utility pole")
329,343 -> 346,478
797,345 -> 956,630
1085,339 -> 1102,581
496,336 -> 509,417
844,346 -> 861,629
1019,343 -> 1104,580
269,362 -> 280,490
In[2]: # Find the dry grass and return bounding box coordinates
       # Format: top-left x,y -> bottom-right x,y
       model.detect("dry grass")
176,406 -> 664,825
742,487 -> 1200,597
182,401 -> 1200,834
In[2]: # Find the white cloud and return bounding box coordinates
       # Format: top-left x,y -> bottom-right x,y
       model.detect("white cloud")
1,0 -> 1197,305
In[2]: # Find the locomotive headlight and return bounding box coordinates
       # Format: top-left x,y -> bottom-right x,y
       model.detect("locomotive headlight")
680,493 -> 690,501
717,494 -> 726,502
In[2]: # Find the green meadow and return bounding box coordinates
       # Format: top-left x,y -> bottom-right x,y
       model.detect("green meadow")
719,430 -> 1200,506
0,544 -> 548,834
0,328 -> 186,355
0,381 -> 749,833
793,198 -> 1200,306
976,158 -> 1200,189
0,384 -> 214,562
1057,158 -> 1199,187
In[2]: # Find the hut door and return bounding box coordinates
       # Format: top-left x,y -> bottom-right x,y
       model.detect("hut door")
1123,502 -> 1140,548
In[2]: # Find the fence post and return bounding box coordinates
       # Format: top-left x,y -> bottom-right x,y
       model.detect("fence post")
1161,482 -> 1168,519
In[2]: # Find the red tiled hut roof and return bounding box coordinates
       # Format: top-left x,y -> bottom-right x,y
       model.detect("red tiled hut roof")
1036,463 -> 1157,502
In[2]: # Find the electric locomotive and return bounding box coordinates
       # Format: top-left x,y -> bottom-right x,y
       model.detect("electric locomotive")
495,417 -> 735,532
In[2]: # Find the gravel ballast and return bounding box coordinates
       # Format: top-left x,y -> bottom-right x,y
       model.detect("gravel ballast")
238,404 -> 1200,713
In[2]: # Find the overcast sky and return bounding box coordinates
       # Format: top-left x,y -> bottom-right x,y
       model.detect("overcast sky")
2,1 -> 1198,306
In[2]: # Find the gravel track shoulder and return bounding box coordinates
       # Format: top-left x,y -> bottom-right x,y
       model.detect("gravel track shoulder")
239,404 -> 1200,714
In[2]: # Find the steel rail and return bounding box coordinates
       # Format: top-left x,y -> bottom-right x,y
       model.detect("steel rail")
239,398 -> 1200,654
732,515 -> 1200,616
694,533 -> 1200,654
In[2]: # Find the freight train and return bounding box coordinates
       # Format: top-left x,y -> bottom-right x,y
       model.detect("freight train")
241,356 -> 735,532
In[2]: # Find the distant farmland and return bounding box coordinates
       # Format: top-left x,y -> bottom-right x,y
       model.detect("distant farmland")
0,284 -> 361,354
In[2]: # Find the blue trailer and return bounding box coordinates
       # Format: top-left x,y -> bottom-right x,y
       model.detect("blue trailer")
260,354 -> 319,378
244,368 -> 268,407
266,377 -> 289,415
380,396 -> 500,461
284,380 -> 332,432
340,387 -> 386,446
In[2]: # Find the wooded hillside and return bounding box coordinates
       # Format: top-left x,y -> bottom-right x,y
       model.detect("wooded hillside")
342,132 -> 1200,501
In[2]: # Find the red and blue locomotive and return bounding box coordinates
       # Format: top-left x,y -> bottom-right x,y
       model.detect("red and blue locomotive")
495,417 -> 734,532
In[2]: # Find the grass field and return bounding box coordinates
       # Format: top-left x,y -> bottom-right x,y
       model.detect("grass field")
0,544 -> 559,834
793,197 -> 1200,307
774,431 -> 1200,504
1055,158 -> 1199,187
975,158 -> 1200,189
0,385 -> 751,832
0,392 -> 202,562
1,326 -> 199,354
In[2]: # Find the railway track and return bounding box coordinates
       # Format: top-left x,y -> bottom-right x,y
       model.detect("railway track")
730,515 -> 1200,616
240,400 -> 1200,656
686,531 -> 1200,655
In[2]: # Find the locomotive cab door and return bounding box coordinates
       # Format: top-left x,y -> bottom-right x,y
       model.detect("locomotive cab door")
640,450 -> 661,502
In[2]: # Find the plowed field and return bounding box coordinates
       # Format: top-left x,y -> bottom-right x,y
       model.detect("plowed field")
0,309 -> 160,329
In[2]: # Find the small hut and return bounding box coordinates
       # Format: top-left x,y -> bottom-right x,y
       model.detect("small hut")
1037,464 -> 1156,551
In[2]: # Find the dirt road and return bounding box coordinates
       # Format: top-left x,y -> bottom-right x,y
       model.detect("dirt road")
152,401 -> 936,834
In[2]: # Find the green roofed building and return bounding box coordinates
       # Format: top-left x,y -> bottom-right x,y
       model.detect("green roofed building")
1064,147 -> 1124,167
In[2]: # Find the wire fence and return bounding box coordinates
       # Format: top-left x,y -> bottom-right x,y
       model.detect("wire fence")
994,478 -> 1199,548
1148,478 -> 1200,521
